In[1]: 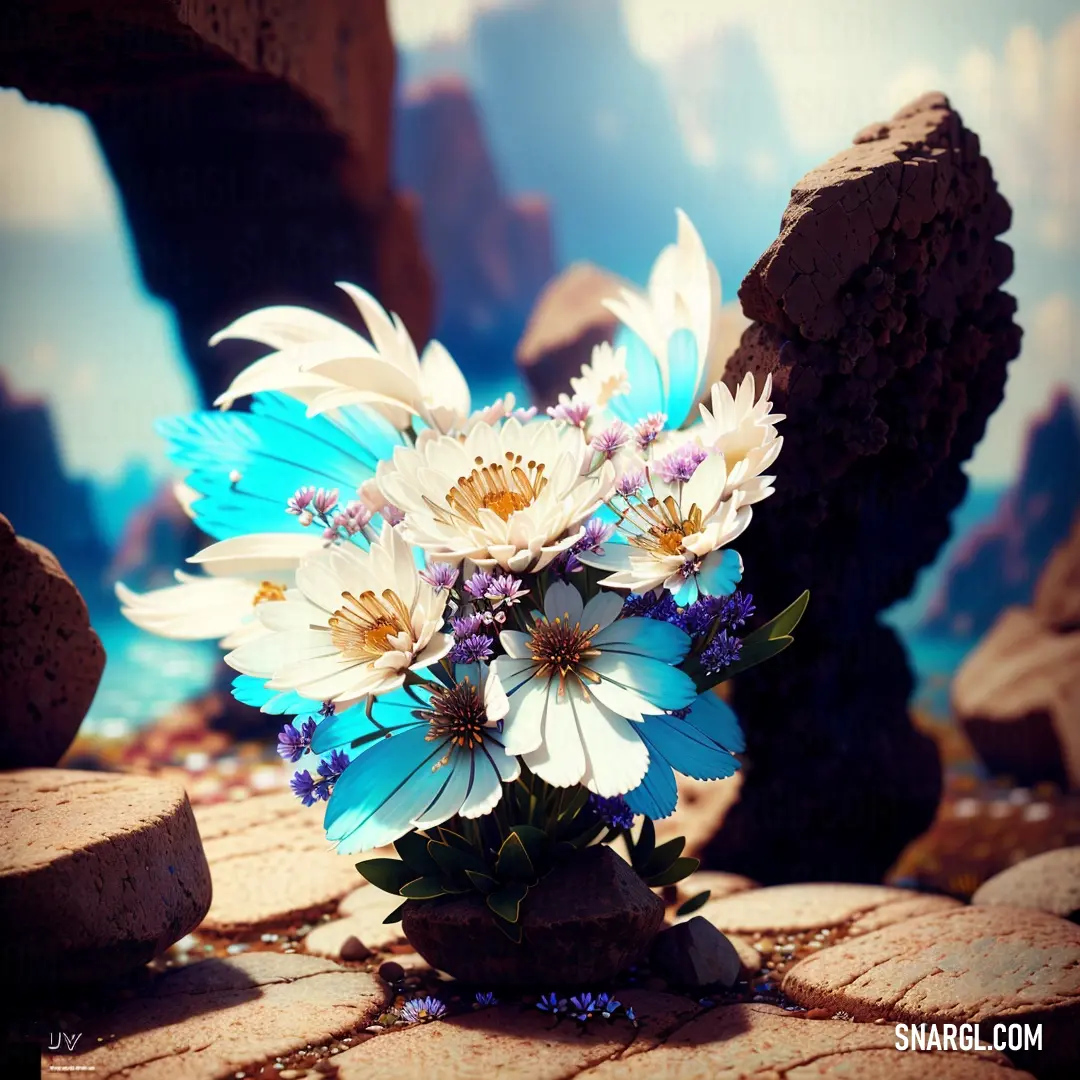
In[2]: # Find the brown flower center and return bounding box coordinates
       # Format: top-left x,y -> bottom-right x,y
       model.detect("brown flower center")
328,589 -> 411,661
422,679 -> 488,749
529,615 -> 602,698
431,452 -> 549,526
252,581 -> 287,605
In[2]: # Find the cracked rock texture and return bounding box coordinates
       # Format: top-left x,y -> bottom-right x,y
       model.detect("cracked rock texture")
782,905 -> 1080,1075
193,792 -> 360,934
690,883 -> 960,936
304,886 -> 414,960
0,769 -> 211,987
576,1003 -> 1031,1079
973,847 -> 1080,922
39,953 -> 388,1080
0,0 -> 431,405
0,515 -> 105,768
707,92 -> 1022,882
333,989 -> 699,1080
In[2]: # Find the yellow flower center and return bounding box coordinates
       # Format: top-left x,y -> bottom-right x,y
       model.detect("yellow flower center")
328,590 -> 412,661
435,452 -> 548,526
252,581 -> 287,605
529,615 -> 602,698
620,494 -> 703,560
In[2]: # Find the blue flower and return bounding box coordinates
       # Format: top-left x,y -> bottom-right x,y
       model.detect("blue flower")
625,1006 -> 638,1026
537,993 -> 566,1014
588,794 -> 635,831
596,993 -> 622,1019
400,996 -> 447,1023
570,993 -> 596,1022
289,769 -> 321,807
474,991 -> 498,1009
701,629 -> 742,675
448,633 -> 494,664
276,718 -> 317,763
313,664 -> 518,853
623,689 -> 745,820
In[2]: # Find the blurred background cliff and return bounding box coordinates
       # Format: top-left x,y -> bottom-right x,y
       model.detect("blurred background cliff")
1,0 -> 1077,887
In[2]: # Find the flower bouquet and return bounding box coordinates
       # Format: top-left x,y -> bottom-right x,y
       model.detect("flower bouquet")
119,210 -> 807,983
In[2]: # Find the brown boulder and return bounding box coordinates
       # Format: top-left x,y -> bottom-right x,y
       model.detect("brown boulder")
194,792 -> 360,934
783,906 -> 1080,1075
401,845 -> 665,987
0,769 -> 211,987
1035,518 -> 1080,632
973,847 -> 1080,922
0,515 -> 105,767
650,917 -> 743,989
39,953 -> 387,1080
953,608 -> 1080,789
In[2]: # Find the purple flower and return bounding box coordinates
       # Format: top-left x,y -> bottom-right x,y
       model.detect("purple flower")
319,700 -> 336,719
682,595 -> 727,636
596,993 -> 622,1019
655,443 -> 708,484
701,629 -> 743,675
590,422 -> 630,458
622,591 -> 682,626
634,413 -> 666,451
615,468 -> 646,497
290,769 -> 320,807
474,991 -> 498,1008
537,993 -> 565,1014
588,794 -> 635,831
286,486 -> 315,515
420,562 -> 460,592
333,501 -> 373,536
400,996 -> 447,1023
580,516 -> 615,552
486,574 -> 528,606
625,1006 -> 638,1026
513,405 -> 539,422
721,591 -> 756,629
449,633 -> 494,664
547,396 -> 592,427
381,503 -> 405,526
312,487 -> 339,515
317,748 -> 351,783
463,570 -> 495,599
276,718 -> 317,763
570,993 -> 596,1021
451,613 -> 486,637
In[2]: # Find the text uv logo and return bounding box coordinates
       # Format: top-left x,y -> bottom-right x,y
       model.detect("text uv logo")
47,1032 -> 83,1052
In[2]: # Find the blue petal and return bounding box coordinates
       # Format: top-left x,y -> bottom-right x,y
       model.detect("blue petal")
623,734 -> 678,819
593,617 -> 691,664
636,711 -> 740,781
663,328 -> 701,430
231,675 -> 320,717
157,392 -> 403,540
697,548 -> 743,598
311,685 -> 430,754
607,326 -> 664,427
323,725 -> 447,850
682,689 -> 746,754
594,653 -> 698,712
669,573 -> 700,606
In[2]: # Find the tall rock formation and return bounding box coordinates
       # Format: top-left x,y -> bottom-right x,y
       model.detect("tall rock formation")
703,93 -> 1023,883
0,0 -> 433,405
922,391 -> 1080,638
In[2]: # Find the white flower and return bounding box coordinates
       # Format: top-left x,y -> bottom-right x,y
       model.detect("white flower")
690,373 -> 784,505
570,342 -> 630,408
376,417 -> 615,573
211,283 -> 471,433
493,581 -> 696,797
581,454 -> 752,600
601,209 -> 723,428
116,533 -> 324,648
224,524 -> 452,704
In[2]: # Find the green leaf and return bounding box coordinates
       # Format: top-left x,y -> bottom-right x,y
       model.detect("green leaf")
465,869 -> 498,895
632,817 -> 656,872
381,901 -> 408,925
642,835 -> 686,878
742,591 -> 809,645
508,824 -> 548,867
399,876 -> 453,900
492,914 -> 523,943
564,819 -> 606,849
675,889 -> 711,917
495,832 -> 536,883
487,882 -> 529,923
355,858 -> 416,896
394,832 -> 441,877
557,786 -> 591,821
428,839 -> 489,880
435,827 -> 474,853
646,856 -> 700,887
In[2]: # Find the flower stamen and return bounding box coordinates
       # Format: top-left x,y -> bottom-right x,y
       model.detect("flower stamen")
421,678 -> 489,750
528,615 -> 603,699
434,452 -> 549,526
328,589 -> 411,660
253,581 -> 287,606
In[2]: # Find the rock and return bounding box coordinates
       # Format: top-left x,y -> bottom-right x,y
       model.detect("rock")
692,883 -> 961,936
0,768 -> 211,987
973,847 -> 1080,922
339,935 -> 373,962
0,515 -> 105,767
953,608 -> 1080,789
377,960 -> 405,985
401,846 -> 664,987
674,869 -> 758,907
649,917 -> 742,989
516,262 -> 626,408
1035,517 -> 1080,633
783,905 -> 1080,1075
332,990 -> 697,1079
0,0 -> 432,405
725,933 -> 764,979
39,953 -> 387,1080
194,792 -> 360,934
304,896 -> 412,961
575,1003 -> 1031,1079
707,92 -> 1022,882
925,392 -> 1080,638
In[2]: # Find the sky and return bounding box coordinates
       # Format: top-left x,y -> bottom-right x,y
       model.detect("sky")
1,1 -> 1077,487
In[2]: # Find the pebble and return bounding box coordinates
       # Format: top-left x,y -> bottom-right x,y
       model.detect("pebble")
339,935 -> 372,962
226,943 -> 250,955
378,961 -> 405,984
279,1071 -> 306,1079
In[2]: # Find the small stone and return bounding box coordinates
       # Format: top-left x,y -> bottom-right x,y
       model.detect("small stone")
378,961 -> 405,984
339,935 -> 372,962
650,917 -> 742,989
226,943 -> 250,955
279,1071 -> 305,1079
